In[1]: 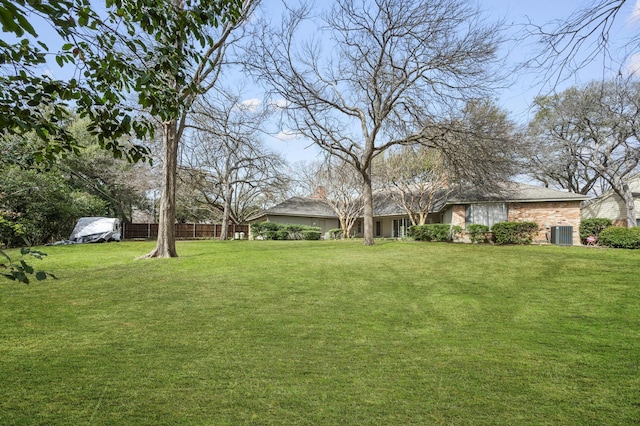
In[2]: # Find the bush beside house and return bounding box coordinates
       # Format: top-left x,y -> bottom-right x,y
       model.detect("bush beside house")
597,226 -> 640,249
579,218 -> 612,244
409,224 -> 463,242
491,222 -> 539,245
250,222 -> 322,240
466,224 -> 490,243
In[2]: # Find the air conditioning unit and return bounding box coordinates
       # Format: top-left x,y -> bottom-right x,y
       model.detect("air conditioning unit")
550,226 -> 573,246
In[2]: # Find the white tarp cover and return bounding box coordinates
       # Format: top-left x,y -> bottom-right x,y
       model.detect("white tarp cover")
69,217 -> 121,243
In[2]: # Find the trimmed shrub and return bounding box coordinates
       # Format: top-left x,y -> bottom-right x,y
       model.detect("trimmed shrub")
250,222 -> 280,239
598,226 -> 640,249
491,222 -> 539,245
283,224 -> 305,240
579,218 -> 612,244
250,222 -> 322,240
467,224 -> 490,243
301,230 -> 322,240
409,224 -> 462,242
275,230 -> 290,240
328,228 -> 343,239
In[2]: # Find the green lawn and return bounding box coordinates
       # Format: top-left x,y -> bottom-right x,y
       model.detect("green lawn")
1,240 -> 639,425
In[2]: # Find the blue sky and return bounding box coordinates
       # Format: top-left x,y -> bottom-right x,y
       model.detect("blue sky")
24,0 -> 640,163
482,0 -> 640,120
256,0 -> 640,163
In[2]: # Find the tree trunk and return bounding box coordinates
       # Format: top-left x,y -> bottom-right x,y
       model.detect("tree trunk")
342,216 -> 356,239
220,183 -> 232,240
362,169 -> 374,246
612,177 -> 637,228
139,120 -> 179,258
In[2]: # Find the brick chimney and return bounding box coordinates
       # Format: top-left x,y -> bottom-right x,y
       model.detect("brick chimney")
312,186 -> 327,199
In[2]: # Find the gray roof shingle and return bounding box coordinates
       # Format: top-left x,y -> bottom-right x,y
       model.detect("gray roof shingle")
259,183 -> 589,219
263,196 -> 337,217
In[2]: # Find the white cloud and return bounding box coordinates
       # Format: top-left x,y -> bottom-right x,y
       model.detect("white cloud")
633,0 -> 640,21
238,98 -> 262,112
627,52 -> 640,75
274,130 -> 299,141
270,98 -> 290,109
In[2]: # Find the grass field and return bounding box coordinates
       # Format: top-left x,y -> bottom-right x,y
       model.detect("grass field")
1,240 -> 639,425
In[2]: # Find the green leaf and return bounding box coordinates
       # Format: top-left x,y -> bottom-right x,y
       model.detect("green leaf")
35,271 -> 47,281
14,9 -> 36,37
20,260 -> 34,274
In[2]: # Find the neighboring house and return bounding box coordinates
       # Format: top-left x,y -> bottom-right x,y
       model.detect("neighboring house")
252,182 -> 589,244
581,174 -> 640,227
250,196 -> 340,237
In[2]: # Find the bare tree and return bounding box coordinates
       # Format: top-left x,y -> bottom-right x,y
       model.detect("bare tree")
141,0 -> 259,258
248,0 -> 507,245
374,146 -> 451,226
183,92 -> 288,239
531,0 -> 638,87
527,78 -> 640,226
292,159 -> 364,238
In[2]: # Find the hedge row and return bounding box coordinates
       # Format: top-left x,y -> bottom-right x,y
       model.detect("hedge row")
250,222 -> 322,240
597,226 -> 640,249
408,224 -> 463,242
491,222 -> 539,245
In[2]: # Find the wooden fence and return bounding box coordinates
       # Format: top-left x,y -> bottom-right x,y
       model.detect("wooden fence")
122,223 -> 249,240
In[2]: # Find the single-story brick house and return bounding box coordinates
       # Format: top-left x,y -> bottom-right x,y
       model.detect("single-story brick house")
252,182 -> 588,244
581,174 -> 640,227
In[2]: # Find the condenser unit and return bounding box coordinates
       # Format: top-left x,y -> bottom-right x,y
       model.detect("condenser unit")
550,226 -> 573,246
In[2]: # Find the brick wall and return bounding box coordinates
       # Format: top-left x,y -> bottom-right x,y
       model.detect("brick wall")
451,205 -> 466,228
507,201 -> 583,245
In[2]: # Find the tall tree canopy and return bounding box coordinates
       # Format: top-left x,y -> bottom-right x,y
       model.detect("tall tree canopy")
249,0 -> 512,245
181,92 -> 288,239
1,0 -> 250,258
527,78 -> 640,227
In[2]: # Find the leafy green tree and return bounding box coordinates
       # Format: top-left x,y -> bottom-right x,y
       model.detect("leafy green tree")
0,165 -> 107,247
2,0 -> 250,259
1,0 -> 151,162
59,118 -> 154,223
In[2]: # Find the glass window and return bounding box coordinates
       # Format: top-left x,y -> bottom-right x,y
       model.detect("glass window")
392,218 -> 410,238
466,203 -> 508,229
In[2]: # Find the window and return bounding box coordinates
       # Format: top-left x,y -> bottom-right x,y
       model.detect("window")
375,221 -> 382,237
466,203 -> 508,229
392,218 -> 410,238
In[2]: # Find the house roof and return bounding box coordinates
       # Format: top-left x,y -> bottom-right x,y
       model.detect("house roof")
581,173 -> 640,208
259,196 -> 337,218
255,182 -> 589,221
445,182 -> 589,206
